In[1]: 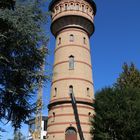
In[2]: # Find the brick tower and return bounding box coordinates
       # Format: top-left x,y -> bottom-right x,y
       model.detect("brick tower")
47,0 -> 96,140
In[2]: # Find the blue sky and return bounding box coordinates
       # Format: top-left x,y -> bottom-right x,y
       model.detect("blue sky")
1,0 -> 140,139
92,0 -> 140,90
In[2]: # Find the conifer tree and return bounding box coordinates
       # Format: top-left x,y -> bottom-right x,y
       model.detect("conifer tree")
115,63 -> 140,89
91,63 -> 140,140
0,0 -> 49,129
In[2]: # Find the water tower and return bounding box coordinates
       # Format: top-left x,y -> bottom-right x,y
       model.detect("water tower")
47,0 -> 96,139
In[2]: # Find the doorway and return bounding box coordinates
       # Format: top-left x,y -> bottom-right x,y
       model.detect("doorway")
65,127 -> 77,140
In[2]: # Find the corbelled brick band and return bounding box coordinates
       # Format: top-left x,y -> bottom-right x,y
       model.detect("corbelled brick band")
55,44 -> 90,54
50,104 -> 95,111
47,131 -> 91,135
58,28 -> 88,36
48,113 -> 95,119
53,60 -> 92,69
50,97 -> 93,103
47,122 -> 91,128
51,78 -> 93,86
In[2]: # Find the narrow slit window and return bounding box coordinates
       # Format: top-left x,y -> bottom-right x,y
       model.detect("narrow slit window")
69,55 -> 74,70
58,37 -> 61,45
69,85 -> 73,94
88,112 -> 91,121
70,34 -> 74,42
54,88 -> 57,97
52,112 -> 55,122
87,88 -> 90,96
83,37 -> 86,44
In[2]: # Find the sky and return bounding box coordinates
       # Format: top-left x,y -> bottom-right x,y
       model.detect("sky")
1,0 -> 140,139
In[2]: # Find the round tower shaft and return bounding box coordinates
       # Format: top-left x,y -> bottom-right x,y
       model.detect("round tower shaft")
47,0 -> 96,140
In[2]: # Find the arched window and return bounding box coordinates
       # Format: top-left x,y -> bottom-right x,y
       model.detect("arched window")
65,4 -> 68,10
70,3 -> 74,10
70,34 -> 74,42
76,4 -> 79,10
58,37 -> 61,45
88,112 -> 92,121
65,127 -> 77,140
69,85 -> 73,94
87,87 -> 90,96
83,37 -> 86,44
82,5 -> 84,12
69,55 -> 74,69
54,88 -> 57,97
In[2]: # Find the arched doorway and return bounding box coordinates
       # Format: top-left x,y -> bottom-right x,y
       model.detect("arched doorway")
65,127 -> 77,140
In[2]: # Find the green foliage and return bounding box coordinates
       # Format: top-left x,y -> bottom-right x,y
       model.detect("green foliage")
0,0 -> 49,129
115,63 -> 140,89
0,0 -> 15,10
13,130 -> 26,140
91,63 -> 140,140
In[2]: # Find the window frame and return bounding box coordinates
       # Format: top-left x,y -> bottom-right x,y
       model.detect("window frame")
69,85 -> 73,94
54,87 -> 57,97
65,4 -> 68,10
76,3 -> 79,10
60,5 -> 62,12
82,5 -> 84,12
70,34 -> 74,42
58,37 -> 61,45
87,87 -> 90,96
69,55 -> 74,70
52,112 -> 55,122
88,112 -> 92,121
83,37 -> 86,44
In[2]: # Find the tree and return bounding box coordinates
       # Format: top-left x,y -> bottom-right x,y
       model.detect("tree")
0,0 -> 49,130
0,127 -> 6,139
115,63 -> 140,89
0,0 -> 15,10
91,87 -> 117,140
13,129 -> 26,140
91,63 -> 140,140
